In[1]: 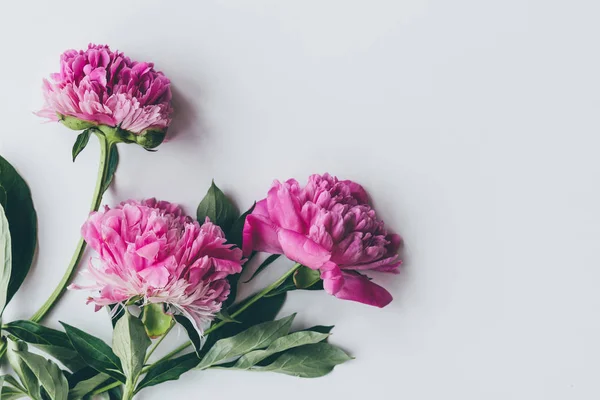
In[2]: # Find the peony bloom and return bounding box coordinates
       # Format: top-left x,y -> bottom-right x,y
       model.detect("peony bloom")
37,44 -> 172,148
70,199 -> 243,332
243,173 -> 401,308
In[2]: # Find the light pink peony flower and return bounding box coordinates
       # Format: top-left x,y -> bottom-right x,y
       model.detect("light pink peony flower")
243,173 -> 401,308
38,44 -> 172,143
70,198 -> 243,332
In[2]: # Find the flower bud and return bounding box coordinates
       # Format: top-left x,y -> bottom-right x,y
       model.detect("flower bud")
135,129 -> 167,149
58,114 -> 97,131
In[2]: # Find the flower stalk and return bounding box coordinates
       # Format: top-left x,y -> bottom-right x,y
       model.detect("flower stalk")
31,132 -> 114,323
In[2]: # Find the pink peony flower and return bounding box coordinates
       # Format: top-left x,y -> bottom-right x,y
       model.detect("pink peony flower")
243,173 -> 401,308
70,198 -> 243,332
38,44 -> 172,144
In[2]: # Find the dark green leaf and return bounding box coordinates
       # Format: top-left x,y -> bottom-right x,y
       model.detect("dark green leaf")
197,314 -> 295,369
196,181 -> 239,232
266,274 -> 324,297
265,275 -> 297,297
71,130 -> 91,162
15,350 -> 69,400
226,202 -> 255,248
221,203 -> 256,307
107,385 -> 122,400
141,304 -> 173,338
100,145 -> 119,194
0,186 -> 7,208
67,372 -> 109,400
293,266 -> 321,289
107,305 -> 124,329
173,315 -> 201,357
135,353 -> 198,392
4,320 -> 85,372
60,322 -> 124,383
233,331 -> 330,369
0,155 -> 37,305
243,254 -> 280,283
259,342 -> 352,378
7,341 -> 39,400
112,311 -> 150,381
0,204 -> 11,316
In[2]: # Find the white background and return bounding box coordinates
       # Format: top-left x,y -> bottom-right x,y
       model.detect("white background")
0,0 -> 599,399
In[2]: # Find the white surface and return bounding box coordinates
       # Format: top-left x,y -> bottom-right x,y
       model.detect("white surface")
0,0 -> 599,399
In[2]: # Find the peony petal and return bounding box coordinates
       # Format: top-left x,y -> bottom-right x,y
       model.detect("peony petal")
136,241 -> 160,260
320,261 -> 344,295
242,214 -> 283,257
266,181 -> 305,232
138,266 -> 170,288
277,229 -> 330,269
334,272 -> 393,308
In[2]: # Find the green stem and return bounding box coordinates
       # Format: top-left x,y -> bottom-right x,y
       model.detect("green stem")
122,380 -> 136,400
30,133 -> 112,323
90,380 -> 121,397
144,322 -> 175,364
144,263 -> 302,370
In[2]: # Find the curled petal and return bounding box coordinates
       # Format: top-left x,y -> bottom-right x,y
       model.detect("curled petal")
242,214 -> 283,257
333,272 -> 393,308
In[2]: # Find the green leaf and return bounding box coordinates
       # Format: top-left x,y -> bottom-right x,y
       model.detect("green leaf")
0,204 -> 11,316
100,145 -> 119,194
140,304 -> 173,338
112,311 -> 150,382
196,181 -> 239,232
2,375 -> 26,393
226,202 -> 255,248
0,155 -> 37,305
60,322 -> 125,383
1,386 -> 27,400
214,308 -> 240,324
135,353 -> 198,392
201,292 -> 288,358
293,266 -> 321,289
7,341 -> 40,400
71,130 -> 91,162
302,325 -> 334,341
197,314 -> 295,370
243,254 -> 280,283
15,349 -> 69,400
259,342 -> 352,378
67,373 -> 109,400
173,315 -> 201,357
4,320 -> 86,372
233,331 -> 330,370
107,305 -> 124,329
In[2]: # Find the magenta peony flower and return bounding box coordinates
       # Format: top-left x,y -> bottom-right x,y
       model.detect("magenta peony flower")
243,173 -> 401,308
70,198 -> 243,332
37,44 -> 172,148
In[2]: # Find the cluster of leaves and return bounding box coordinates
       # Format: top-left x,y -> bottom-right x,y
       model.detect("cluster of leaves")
1,306 -> 350,399
0,176 -> 351,399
